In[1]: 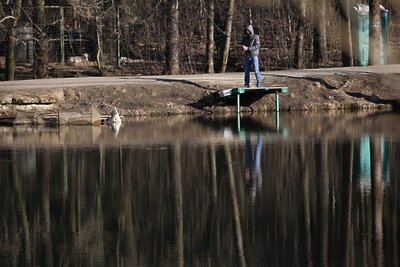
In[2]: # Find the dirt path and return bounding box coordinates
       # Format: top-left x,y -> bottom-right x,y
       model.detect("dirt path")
1,65 -> 400,117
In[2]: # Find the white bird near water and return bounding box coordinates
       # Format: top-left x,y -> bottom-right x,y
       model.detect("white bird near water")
108,107 -> 122,123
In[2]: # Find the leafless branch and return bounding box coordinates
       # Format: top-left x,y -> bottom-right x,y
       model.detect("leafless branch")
0,15 -> 15,24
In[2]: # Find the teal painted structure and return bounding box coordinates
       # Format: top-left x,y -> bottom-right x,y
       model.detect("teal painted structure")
358,135 -> 390,192
217,86 -> 288,113
217,86 -> 290,138
351,4 -> 389,66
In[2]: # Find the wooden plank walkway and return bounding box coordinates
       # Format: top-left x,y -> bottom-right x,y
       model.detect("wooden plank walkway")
216,86 -> 289,112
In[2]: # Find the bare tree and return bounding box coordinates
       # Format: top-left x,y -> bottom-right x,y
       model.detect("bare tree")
1,0 -> 399,79
67,0 -> 107,75
3,0 -> 22,80
219,0 -> 235,73
338,0 -> 354,66
33,0 -> 48,78
313,0 -> 328,67
95,7 -> 104,74
206,0 -> 215,73
294,0 -> 306,69
165,0 -> 180,75
369,0 -> 381,65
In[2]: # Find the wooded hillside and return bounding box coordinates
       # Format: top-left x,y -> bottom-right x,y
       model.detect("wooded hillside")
1,0 -> 400,80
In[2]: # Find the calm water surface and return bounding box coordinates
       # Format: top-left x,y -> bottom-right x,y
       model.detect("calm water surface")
1,111 -> 399,266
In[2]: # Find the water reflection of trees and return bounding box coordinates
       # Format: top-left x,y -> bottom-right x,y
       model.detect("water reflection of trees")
0,136 -> 399,266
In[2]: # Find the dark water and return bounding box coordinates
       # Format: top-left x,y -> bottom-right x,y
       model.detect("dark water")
1,111 -> 399,266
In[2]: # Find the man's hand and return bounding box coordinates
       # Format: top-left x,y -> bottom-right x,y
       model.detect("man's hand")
242,45 -> 248,51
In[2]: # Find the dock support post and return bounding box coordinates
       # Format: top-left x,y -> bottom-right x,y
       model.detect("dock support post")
237,112 -> 241,132
275,111 -> 280,130
275,93 -> 280,130
237,94 -> 240,113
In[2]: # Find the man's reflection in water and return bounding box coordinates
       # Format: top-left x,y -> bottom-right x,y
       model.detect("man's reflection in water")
245,134 -> 263,203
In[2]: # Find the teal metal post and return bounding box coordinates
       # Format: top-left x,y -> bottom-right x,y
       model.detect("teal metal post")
275,93 -> 280,130
237,93 -> 241,132
237,94 -> 240,113
275,110 -> 280,130
237,112 -> 241,132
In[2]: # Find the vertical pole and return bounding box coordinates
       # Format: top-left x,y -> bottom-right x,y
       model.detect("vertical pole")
237,92 -> 241,132
237,112 -> 241,132
237,93 -> 240,114
275,110 -> 280,130
60,7 -> 65,64
275,93 -> 280,130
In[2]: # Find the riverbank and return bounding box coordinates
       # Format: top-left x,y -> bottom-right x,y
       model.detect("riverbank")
1,65 -> 400,118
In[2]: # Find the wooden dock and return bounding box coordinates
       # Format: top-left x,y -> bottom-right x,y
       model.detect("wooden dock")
216,86 -> 289,112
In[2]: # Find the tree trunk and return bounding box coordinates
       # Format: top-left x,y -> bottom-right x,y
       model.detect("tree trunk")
371,136 -> 384,267
206,0 -> 215,74
96,13 -> 105,75
5,0 -> 22,81
40,150 -> 53,266
224,143 -> 246,267
116,7 -> 121,67
294,0 -> 306,69
369,0 -> 381,65
339,0 -> 354,66
171,142 -> 184,267
166,0 -> 180,75
11,149 -> 32,265
219,0 -> 235,73
33,0 -> 48,79
317,139 -> 329,266
6,29 -> 16,81
339,141 -> 354,267
299,142 -> 312,266
313,0 -> 327,67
